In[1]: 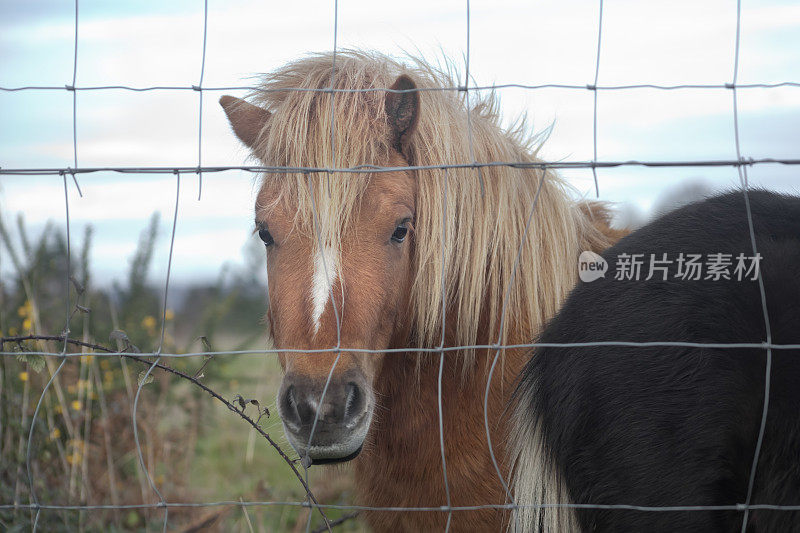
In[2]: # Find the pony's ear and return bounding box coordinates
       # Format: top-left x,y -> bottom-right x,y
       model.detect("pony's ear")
219,95 -> 270,150
385,75 -> 419,152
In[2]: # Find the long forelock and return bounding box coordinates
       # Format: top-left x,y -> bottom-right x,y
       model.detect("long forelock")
248,50 -> 602,357
250,51 -> 392,253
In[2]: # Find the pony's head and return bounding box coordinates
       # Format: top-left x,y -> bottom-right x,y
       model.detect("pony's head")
221,51 -> 591,464
221,57 -> 421,463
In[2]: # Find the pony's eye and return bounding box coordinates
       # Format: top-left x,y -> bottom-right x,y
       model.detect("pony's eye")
391,224 -> 408,243
258,227 -> 274,247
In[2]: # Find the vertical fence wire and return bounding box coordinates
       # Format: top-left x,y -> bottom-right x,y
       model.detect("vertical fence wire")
483,169 -> 547,512
437,169 -> 453,532
132,170 -> 184,532
325,0 -> 340,200
730,0 -> 775,530
195,0 -> 209,201
301,2 -> 342,529
302,174 -> 339,533
68,0 -> 82,197
25,357 -> 67,532
300,2 -> 343,529
132,357 -> 166,530
463,0 -> 485,197
157,172 -> 181,356
24,145 -> 80,527
590,0 -> 604,198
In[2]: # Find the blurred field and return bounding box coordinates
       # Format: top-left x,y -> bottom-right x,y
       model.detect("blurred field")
0,213 -> 364,532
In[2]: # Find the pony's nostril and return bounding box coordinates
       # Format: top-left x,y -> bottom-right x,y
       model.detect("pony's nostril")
343,382 -> 364,424
281,385 -> 302,428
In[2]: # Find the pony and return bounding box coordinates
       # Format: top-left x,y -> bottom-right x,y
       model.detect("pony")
219,50 -> 623,531
511,190 -> 800,532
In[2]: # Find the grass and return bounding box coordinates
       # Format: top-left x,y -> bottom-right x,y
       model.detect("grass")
184,354 -> 363,532
0,213 -> 365,532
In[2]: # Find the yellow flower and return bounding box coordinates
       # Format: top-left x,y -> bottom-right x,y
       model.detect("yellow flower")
71,400 -> 82,411
100,359 -> 111,370
66,453 -> 81,465
22,318 -> 33,331
141,315 -> 157,330
54,404 -> 63,414
19,371 -> 29,382
17,301 -> 33,318
80,355 -> 94,364
8,327 -> 17,336
50,428 -> 61,440
165,309 -> 175,321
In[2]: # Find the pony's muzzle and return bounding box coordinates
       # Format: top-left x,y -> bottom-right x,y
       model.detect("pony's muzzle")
278,372 -> 372,464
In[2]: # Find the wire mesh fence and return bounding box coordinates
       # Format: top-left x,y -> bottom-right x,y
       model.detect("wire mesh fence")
1,0 -> 799,531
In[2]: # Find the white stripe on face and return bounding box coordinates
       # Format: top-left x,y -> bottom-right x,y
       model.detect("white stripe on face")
311,245 -> 338,335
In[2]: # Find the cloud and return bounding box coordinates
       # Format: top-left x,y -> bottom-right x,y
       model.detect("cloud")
1,0 -> 798,282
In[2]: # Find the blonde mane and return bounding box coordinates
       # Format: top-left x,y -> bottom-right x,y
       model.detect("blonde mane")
249,50 -> 602,354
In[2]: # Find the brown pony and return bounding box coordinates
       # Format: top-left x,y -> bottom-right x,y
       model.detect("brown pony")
220,51 -> 623,532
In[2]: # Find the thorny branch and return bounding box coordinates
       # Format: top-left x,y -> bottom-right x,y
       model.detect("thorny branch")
0,334 -> 363,532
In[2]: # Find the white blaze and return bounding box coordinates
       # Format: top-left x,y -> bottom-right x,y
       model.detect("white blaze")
311,245 -> 338,335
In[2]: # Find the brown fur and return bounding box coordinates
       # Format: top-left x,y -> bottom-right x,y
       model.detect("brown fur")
356,227 -> 617,532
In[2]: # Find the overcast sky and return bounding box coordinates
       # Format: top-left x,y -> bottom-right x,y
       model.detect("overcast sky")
1,0 -> 798,286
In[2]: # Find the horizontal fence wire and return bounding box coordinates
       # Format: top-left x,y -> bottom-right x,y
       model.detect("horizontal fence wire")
2,158 -> 800,176
3,340 -> 800,359
2,82 -> 799,92
1,0 -> 798,528
2,501 -> 800,513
